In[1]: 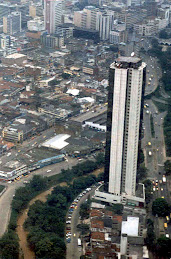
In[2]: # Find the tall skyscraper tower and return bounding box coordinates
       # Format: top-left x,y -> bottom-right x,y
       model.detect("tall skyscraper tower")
44,0 -> 63,34
105,57 -> 146,198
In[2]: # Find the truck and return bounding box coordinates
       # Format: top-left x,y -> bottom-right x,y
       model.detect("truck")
78,238 -> 81,246
162,175 -> 166,183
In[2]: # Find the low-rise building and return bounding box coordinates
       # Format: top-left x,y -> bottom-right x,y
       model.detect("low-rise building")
41,33 -> 64,49
110,29 -> 127,44
83,64 -> 98,75
39,76 -> 56,88
134,22 -> 157,36
1,53 -> 27,66
56,23 -> 74,38
3,126 -> 26,143
27,17 -> 44,32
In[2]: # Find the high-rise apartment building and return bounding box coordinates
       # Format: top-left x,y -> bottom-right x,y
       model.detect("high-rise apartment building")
29,3 -> 43,18
44,0 -> 63,34
0,3 -> 17,24
96,12 -> 114,40
95,57 -> 146,205
74,6 -> 100,31
16,3 -> 30,27
106,57 -> 146,196
3,12 -> 21,35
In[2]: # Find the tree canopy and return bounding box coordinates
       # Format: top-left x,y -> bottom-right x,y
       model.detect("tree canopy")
152,198 -> 170,217
145,219 -> 155,248
0,230 -> 19,259
156,236 -> 171,258
164,160 -> 171,175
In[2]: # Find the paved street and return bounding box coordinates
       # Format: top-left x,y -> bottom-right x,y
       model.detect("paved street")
139,40 -> 161,93
143,98 -> 170,239
66,187 -> 96,259
142,99 -> 166,179
0,156 -> 77,237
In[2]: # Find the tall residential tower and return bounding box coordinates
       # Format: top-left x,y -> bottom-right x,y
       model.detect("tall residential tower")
95,56 -> 146,205
44,0 -> 63,34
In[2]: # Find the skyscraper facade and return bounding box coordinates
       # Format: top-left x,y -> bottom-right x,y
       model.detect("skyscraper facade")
105,57 -> 146,198
44,0 -> 63,34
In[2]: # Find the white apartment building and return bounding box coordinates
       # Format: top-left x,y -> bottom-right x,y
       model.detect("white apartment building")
134,15 -> 169,36
44,0 -> 63,34
110,29 -> 126,44
108,57 -> 146,196
27,18 -> 45,31
134,22 -> 156,36
96,13 -> 111,40
74,7 -> 115,41
74,6 -> 100,31
94,57 -> 146,206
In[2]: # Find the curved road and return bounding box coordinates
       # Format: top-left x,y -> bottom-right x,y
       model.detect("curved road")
0,156 -> 77,238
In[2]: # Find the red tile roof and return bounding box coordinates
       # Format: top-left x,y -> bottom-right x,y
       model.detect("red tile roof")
91,232 -> 105,241
91,220 -> 104,229
113,215 -> 122,223
90,209 -> 103,217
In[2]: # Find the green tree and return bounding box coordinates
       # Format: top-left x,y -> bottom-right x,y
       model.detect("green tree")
73,178 -> 86,194
77,223 -> 89,235
47,194 -> 67,208
30,175 -> 47,191
49,79 -> 60,86
95,152 -> 105,166
164,160 -> 171,175
52,185 -> 74,202
108,204 -> 123,215
35,235 -> 65,259
138,148 -> 145,164
159,29 -> 169,39
144,179 -> 153,204
156,236 -> 171,258
145,219 -> 155,247
0,231 -> 19,258
79,202 -> 90,219
137,164 -> 147,183
152,198 -> 170,217
61,73 -> 70,79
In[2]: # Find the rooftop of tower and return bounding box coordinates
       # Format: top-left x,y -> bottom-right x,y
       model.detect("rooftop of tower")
110,56 -> 142,69
117,56 -> 141,63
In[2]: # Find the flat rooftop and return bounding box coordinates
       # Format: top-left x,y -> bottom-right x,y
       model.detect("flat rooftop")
121,216 -> 139,237
110,56 -> 143,69
5,53 -> 27,59
42,134 -> 70,150
71,106 -> 107,124
116,56 -> 141,63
